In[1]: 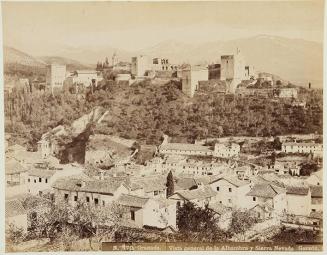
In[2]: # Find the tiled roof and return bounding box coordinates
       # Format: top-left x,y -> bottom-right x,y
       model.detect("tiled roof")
194,174 -> 223,186
131,176 -> 166,193
117,194 -> 149,208
160,143 -> 211,152
246,183 -> 286,198
174,185 -> 217,201
28,169 -> 57,178
210,175 -> 250,187
175,178 -> 197,191
283,142 -> 322,147
52,177 -> 125,195
310,185 -> 322,198
286,186 -> 309,195
5,158 -> 27,174
5,199 -> 26,218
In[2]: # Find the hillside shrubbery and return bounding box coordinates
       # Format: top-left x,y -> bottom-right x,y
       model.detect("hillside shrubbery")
4,78 -> 323,149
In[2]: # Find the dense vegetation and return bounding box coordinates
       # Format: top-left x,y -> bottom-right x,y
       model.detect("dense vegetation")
4,77 -> 323,149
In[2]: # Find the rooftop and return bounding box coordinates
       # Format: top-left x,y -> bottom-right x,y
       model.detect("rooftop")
131,176 -> 166,193
5,158 -> 27,175
117,194 -> 149,208
160,143 -> 211,153
283,142 -> 322,147
310,185 -> 322,198
5,199 -> 26,218
174,185 -> 217,201
210,175 -> 250,187
52,177 -> 126,195
28,169 -> 57,178
246,183 -> 286,198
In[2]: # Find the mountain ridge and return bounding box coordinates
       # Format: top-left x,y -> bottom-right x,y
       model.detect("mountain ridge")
4,35 -> 323,87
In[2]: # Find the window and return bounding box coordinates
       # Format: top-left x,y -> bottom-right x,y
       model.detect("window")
64,194 -> 69,200
39,177 -> 42,183
229,188 -> 232,192
216,187 -> 220,191
102,201 -> 105,206
131,211 -> 135,221
34,179 -> 36,183
39,191 -> 43,196
94,198 -> 99,205
74,196 -> 78,201
177,201 -> 181,207
28,178 -> 30,182
45,179 -> 48,183
312,209 -> 316,212
228,199 -> 232,203
154,191 -> 159,196
253,197 -> 256,201
313,222 -> 318,226
86,196 -> 90,202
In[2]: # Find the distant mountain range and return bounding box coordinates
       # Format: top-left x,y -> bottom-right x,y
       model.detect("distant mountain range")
3,35 -> 323,87
4,46 -> 92,71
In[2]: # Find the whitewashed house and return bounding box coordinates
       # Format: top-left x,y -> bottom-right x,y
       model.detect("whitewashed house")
52,177 -> 129,207
246,183 -> 287,219
309,185 -> 322,213
213,143 -> 240,158
169,185 -> 218,208
159,142 -> 213,157
281,142 -> 323,155
5,158 -> 28,197
117,194 -> 177,229
209,175 -> 251,208
28,163 -> 85,196
285,186 -> 311,216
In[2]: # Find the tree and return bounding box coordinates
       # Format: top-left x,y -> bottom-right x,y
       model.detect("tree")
299,161 -> 318,176
177,201 -> 229,241
229,210 -> 258,240
166,171 -> 174,198
6,224 -> 25,245
271,151 -> 277,165
272,137 -> 282,150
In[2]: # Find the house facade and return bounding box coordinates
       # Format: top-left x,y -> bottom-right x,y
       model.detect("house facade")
117,194 -> 177,229
285,186 -> 311,216
159,142 -> 213,157
281,142 -> 323,155
213,143 -> 240,158
209,175 -> 251,208
169,185 -> 218,208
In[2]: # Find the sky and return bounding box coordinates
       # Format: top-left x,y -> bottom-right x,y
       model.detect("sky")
1,1 -> 325,56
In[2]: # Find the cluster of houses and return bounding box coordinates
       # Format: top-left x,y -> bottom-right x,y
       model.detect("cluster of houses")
5,128 -> 323,235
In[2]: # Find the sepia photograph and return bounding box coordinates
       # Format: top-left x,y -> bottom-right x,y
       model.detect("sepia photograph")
2,0 -> 324,252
